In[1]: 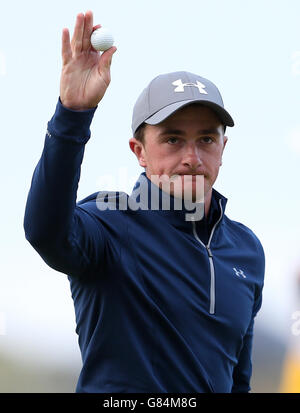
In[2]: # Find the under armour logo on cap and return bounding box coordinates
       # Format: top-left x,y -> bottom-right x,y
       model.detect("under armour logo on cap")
172,79 -> 208,95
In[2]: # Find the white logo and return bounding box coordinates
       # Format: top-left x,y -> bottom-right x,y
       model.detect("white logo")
233,267 -> 246,278
172,79 -> 208,94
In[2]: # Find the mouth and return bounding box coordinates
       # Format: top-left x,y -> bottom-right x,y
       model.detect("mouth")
169,174 -> 206,186
171,173 -> 205,178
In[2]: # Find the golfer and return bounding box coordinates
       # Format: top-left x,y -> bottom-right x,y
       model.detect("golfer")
24,11 -> 265,393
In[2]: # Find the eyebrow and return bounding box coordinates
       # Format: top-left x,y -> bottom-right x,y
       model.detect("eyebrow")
158,127 -> 221,137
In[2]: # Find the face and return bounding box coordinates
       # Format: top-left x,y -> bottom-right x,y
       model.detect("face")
129,104 -> 228,202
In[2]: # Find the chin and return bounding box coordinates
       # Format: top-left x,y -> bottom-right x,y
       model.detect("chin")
169,184 -> 203,203
182,177 -> 206,202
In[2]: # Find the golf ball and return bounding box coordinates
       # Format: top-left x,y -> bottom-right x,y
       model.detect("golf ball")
91,27 -> 114,51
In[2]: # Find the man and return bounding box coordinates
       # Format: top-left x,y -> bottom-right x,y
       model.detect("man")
23,11 -> 265,393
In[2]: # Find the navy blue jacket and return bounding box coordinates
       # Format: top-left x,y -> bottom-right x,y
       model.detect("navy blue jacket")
24,99 -> 265,393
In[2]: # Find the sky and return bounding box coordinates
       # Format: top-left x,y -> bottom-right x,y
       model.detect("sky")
0,0 -> 300,369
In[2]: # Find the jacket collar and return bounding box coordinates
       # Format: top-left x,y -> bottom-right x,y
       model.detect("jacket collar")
128,172 -> 228,231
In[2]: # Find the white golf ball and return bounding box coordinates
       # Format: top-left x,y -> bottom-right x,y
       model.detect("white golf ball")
91,27 -> 114,51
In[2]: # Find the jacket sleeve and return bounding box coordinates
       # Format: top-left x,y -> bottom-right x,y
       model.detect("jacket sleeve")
23,98 -> 104,279
231,287 -> 263,393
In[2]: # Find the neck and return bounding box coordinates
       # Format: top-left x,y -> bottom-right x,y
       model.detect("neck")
145,171 -> 213,218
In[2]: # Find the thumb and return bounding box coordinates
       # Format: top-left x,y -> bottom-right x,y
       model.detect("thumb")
99,46 -> 117,71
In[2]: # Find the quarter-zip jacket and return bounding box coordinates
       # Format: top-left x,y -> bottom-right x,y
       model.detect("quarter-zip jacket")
24,99 -> 265,393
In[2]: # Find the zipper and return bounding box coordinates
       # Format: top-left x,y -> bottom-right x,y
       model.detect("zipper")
192,199 -> 223,315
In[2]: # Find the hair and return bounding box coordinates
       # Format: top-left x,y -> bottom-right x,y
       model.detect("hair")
134,122 -> 148,145
134,122 -> 227,145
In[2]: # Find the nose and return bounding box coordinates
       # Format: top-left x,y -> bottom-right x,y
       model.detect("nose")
181,143 -> 203,170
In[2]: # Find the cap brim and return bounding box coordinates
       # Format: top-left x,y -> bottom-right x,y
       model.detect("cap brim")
144,99 -> 234,127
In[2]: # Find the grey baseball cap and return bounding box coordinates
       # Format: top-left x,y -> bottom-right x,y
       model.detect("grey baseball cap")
131,71 -> 234,135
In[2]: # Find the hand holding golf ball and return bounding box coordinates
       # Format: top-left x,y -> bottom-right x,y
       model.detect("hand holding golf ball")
91,27 -> 114,51
60,11 -> 117,111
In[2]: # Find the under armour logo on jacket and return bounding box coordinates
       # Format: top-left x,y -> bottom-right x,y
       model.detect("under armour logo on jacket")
172,79 -> 208,94
233,268 -> 246,278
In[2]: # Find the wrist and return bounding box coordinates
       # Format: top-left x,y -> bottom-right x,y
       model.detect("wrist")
59,97 -> 98,112
47,97 -> 97,144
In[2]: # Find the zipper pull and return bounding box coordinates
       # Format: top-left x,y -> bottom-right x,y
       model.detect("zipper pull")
206,246 -> 213,258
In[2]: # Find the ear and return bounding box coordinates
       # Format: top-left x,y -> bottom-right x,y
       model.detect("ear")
223,136 -> 228,149
220,136 -> 228,166
129,138 -> 147,167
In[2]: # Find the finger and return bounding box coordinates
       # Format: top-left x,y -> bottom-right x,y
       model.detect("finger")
90,25 -> 101,50
71,13 -> 85,54
98,46 -> 117,72
62,28 -> 72,65
82,10 -> 94,51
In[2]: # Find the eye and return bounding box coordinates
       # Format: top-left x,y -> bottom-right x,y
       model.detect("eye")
167,137 -> 179,145
201,136 -> 213,143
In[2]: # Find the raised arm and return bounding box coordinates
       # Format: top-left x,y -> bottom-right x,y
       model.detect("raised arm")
24,11 -> 117,278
